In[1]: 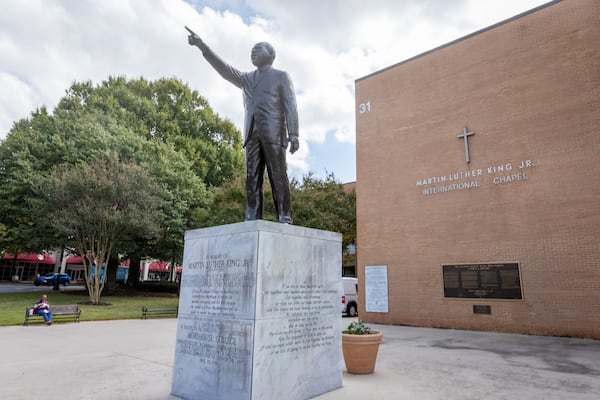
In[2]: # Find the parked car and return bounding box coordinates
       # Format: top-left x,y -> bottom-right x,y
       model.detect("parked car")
34,273 -> 71,286
341,277 -> 358,317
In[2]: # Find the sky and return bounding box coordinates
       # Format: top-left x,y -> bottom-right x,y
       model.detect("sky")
0,0 -> 550,183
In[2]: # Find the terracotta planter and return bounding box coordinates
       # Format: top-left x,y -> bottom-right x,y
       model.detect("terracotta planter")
341,330 -> 383,374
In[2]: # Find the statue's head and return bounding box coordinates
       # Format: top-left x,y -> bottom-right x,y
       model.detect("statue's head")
251,42 -> 276,68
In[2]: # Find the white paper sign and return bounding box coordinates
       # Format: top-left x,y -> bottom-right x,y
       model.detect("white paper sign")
365,265 -> 389,313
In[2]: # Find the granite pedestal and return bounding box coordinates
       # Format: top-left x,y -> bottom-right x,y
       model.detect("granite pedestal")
171,220 -> 343,400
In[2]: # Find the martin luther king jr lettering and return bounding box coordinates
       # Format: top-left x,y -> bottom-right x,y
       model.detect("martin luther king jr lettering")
186,26 -> 299,224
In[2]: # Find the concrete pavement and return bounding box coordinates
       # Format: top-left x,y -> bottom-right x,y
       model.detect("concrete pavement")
1,318 -> 598,400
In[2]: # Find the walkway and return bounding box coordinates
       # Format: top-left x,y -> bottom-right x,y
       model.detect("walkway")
1,319 -> 598,399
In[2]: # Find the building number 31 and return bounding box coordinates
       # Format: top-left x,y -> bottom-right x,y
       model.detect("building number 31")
358,101 -> 371,114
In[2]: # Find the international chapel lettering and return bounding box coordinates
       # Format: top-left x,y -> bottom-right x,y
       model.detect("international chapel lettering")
417,160 -> 535,196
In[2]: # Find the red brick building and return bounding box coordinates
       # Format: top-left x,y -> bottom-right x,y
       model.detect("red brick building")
355,0 -> 600,339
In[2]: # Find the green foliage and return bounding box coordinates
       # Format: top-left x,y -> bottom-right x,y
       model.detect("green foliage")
291,172 -> 356,251
0,224 -> 7,251
32,156 -> 165,303
55,76 -> 244,187
195,172 -> 356,252
343,320 -> 372,334
0,76 -> 244,266
35,157 -> 163,243
195,176 -> 247,227
0,107 -> 61,252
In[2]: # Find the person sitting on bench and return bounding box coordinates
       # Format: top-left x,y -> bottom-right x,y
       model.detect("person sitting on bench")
33,294 -> 53,325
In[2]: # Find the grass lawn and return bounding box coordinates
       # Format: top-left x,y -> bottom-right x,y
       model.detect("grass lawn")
0,290 -> 179,326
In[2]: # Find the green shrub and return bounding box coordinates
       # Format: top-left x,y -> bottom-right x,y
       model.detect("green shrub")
343,320 -> 373,334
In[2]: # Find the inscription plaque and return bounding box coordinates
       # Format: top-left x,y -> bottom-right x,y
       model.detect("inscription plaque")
365,265 -> 389,313
442,263 -> 522,299
172,221 -> 343,400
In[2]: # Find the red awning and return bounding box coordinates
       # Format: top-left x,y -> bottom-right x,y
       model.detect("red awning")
118,259 -> 181,273
3,253 -> 56,264
148,262 -> 169,272
66,255 -> 83,265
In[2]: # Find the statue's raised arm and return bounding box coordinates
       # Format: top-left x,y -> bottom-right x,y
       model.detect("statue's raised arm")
185,26 -> 243,89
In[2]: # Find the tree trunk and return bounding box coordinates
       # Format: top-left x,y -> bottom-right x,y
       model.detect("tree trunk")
103,255 -> 120,295
127,254 -> 141,288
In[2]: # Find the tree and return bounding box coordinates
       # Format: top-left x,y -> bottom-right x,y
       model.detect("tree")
0,107 -> 60,254
33,157 -> 163,303
291,172 -> 356,253
52,77 -> 243,277
0,223 -> 7,252
194,175 -> 248,227
55,76 -> 244,187
0,77 -> 244,288
197,172 -> 356,252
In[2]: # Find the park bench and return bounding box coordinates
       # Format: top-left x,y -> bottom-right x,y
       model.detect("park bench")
24,305 -> 82,326
141,306 -> 178,319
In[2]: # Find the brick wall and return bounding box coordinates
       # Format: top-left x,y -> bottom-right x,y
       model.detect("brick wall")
355,0 -> 600,339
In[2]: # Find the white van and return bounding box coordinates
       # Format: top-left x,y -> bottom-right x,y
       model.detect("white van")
341,277 -> 358,317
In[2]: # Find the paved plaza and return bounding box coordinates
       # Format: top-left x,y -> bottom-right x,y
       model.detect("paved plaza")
1,318 -> 599,400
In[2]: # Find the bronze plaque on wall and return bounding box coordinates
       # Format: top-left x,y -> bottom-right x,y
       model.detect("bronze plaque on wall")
473,305 -> 491,314
443,263 -> 522,299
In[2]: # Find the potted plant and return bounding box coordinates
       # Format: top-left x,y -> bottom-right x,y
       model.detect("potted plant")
341,320 -> 383,374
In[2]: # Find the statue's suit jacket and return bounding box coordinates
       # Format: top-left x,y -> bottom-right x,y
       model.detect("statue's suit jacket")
199,44 -> 299,147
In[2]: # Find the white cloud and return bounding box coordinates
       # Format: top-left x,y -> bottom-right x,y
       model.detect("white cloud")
0,0 -> 550,181
0,72 -> 36,133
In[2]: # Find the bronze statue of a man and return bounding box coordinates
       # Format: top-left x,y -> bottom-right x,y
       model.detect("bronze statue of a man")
187,28 -> 299,224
